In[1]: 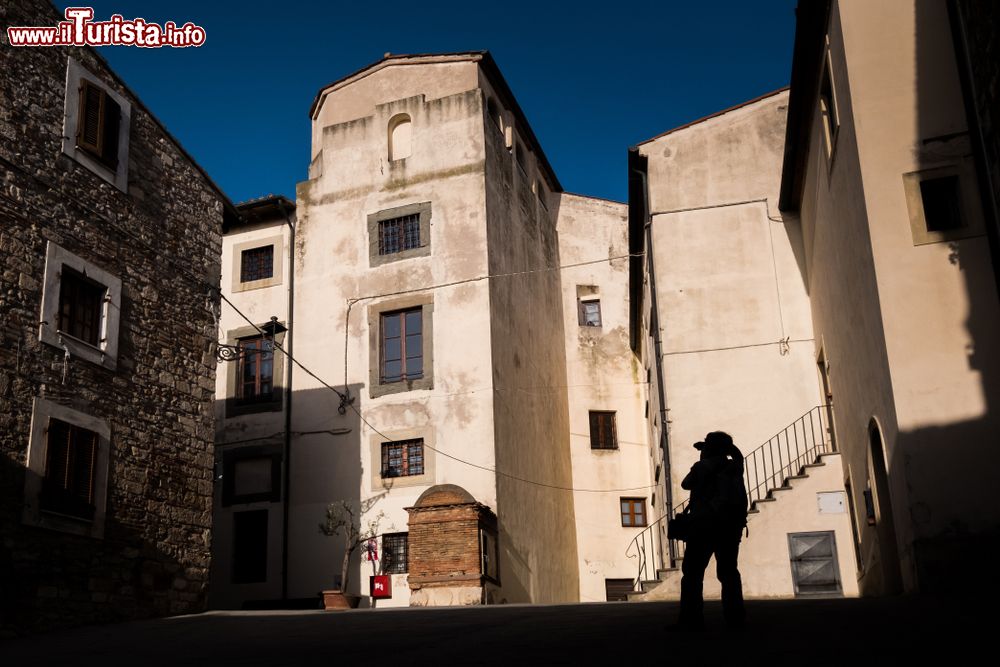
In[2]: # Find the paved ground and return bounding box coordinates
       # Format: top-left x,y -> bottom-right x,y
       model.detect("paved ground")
2,596 -> 986,665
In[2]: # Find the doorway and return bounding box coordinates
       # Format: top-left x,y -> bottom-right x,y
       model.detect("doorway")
868,420 -> 904,594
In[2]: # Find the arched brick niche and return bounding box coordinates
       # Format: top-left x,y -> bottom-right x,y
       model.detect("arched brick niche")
405,484 -> 499,606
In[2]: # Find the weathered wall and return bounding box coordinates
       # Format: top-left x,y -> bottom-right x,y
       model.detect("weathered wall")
0,0 -> 222,634
640,91 -> 828,520
557,194 -> 654,602
801,0 -> 1000,593
294,62 -> 499,608
210,216 -> 291,609
482,76 -> 580,604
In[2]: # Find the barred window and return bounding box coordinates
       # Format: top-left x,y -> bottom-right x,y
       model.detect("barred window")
378,214 -> 421,255
381,439 -> 424,478
620,497 -> 647,527
58,266 -> 105,347
382,533 -> 409,574
589,411 -> 618,450
41,418 -> 99,521
240,245 -> 274,283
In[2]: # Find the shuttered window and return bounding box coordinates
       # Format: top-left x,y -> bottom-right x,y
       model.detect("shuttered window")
77,78 -> 120,168
237,336 -> 274,403
58,265 -> 106,347
40,418 -> 98,520
589,411 -> 617,450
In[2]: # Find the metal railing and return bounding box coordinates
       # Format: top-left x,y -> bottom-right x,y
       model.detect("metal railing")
627,405 -> 835,592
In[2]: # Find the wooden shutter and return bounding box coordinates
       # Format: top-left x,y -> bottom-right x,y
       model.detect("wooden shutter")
77,79 -> 120,169
77,79 -> 105,155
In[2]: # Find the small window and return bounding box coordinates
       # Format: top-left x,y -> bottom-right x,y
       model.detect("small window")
381,439 -> 424,478
237,336 -> 274,404
480,527 -> 499,582
40,242 -> 122,370
382,533 -> 409,574
368,202 -> 432,267
240,245 -> 274,283
76,78 -> 121,169
605,578 -> 633,602
62,59 -> 131,191
819,47 -> 839,157
515,140 -> 528,175
388,113 -> 412,161
232,510 -> 268,584
620,497 -> 647,527
58,266 -> 106,347
487,97 -> 504,134
919,175 -> 963,232
378,214 -> 421,255
381,308 -> 423,383
40,418 -> 99,521
579,299 -> 602,327
23,398 -> 111,538
589,411 -> 618,450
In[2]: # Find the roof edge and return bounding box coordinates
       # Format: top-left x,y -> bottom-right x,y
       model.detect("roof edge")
635,86 -> 791,148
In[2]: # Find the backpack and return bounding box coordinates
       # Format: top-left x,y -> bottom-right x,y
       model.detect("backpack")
707,459 -> 749,527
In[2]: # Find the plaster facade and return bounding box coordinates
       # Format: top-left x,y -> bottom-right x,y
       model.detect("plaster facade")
783,0 -> 1000,595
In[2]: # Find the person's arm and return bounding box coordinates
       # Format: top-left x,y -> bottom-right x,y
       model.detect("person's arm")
681,462 -> 703,490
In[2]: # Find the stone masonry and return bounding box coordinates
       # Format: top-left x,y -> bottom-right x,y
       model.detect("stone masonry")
0,0 -> 232,635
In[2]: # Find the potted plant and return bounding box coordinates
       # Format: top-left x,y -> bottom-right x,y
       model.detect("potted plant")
318,499 -> 385,610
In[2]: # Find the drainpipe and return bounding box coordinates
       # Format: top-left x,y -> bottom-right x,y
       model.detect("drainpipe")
279,201 -> 295,601
630,155 -> 675,566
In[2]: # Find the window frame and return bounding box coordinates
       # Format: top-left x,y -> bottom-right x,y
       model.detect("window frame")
39,241 -> 122,371
903,163 -> 985,245
224,323 -> 286,418
221,445 -> 283,507
379,307 -> 424,385
380,438 -> 425,479
818,41 -> 840,163
23,398 -> 111,539
231,235 -> 284,293
579,299 -> 603,327
589,411 -> 618,450
620,497 -> 647,528
62,58 -> 131,191
368,296 -> 434,398
236,335 -> 275,405
368,202 -> 432,267
368,427 -> 435,491
381,532 -> 409,574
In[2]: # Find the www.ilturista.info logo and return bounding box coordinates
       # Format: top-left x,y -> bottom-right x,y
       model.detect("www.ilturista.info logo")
6,7 -> 206,48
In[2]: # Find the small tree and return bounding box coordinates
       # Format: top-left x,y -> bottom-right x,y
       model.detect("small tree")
318,499 -> 386,595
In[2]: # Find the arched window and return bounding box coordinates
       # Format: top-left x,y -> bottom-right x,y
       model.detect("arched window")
388,114 -> 412,161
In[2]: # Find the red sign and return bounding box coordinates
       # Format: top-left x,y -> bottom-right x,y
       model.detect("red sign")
370,574 -> 392,599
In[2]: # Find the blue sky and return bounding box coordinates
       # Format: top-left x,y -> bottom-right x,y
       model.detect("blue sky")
56,1 -> 797,204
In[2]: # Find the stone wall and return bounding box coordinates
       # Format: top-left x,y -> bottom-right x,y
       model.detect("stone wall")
0,0 -> 224,635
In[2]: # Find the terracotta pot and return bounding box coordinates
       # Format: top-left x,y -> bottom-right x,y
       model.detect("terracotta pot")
321,589 -> 361,610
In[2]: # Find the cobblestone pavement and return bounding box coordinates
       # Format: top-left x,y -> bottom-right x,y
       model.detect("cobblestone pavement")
2,596 -> 985,666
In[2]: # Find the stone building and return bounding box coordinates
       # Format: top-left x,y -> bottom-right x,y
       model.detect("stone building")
0,0 -> 237,634
212,52 -> 658,608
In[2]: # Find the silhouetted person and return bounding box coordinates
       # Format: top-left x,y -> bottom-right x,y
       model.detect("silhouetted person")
676,431 -> 748,630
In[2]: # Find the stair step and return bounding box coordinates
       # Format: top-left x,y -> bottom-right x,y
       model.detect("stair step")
640,579 -> 663,592
656,568 -> 676,579
625,590 -> 647,601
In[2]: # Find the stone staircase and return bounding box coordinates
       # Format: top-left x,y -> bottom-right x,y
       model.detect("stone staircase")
625,406 -> 837,601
